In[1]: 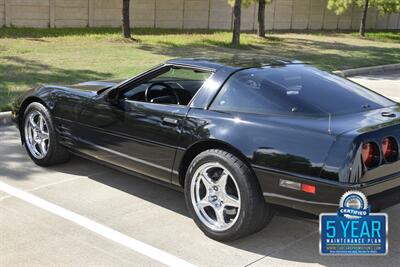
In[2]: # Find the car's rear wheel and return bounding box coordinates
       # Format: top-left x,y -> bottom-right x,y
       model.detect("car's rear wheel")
184,149 -> 273,241
22,102 -> 70,166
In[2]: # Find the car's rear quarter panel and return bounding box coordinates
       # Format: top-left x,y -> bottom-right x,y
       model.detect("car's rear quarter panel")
176,108 -> 338,181
180,109 -> 335,174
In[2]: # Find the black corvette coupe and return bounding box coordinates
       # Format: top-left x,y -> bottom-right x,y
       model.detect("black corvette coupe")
12,58 -> 400,241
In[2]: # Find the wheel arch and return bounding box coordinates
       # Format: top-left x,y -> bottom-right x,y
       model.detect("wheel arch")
18,97 -> 50,143
178,139 -> 256,188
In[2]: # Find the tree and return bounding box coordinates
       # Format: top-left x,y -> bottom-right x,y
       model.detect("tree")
360,0 -> 369,37
228,0 -> 273,44
257,0 -> 267,37
231,0 -> 242,47
257,0 -> 273,37
227,0 -> 254,46
327,0 -> 400,38
122,0 -> 131,38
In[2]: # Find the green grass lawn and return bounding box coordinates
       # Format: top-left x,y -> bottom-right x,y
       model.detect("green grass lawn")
0,28 -> 399,111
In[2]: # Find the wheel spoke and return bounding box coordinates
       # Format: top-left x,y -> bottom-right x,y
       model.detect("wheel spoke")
200,171 -> 214,188
33,143 -> 41,156
41,131 -> 49,140
40,141 -> 47,155
39,116 -> 44,131
197,198 -> 210,210
216,171 -> 228,190
28,128 -> 34,143
214,207 -> 226,226
29,115 -> 37,128
223,194 -> 240,208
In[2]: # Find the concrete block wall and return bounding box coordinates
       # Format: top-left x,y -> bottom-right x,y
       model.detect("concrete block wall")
292,0 -> 310,30
8,0 -> 50,28
337,4 -> 352,30
350,6 -> 360,30
209,0 -> 232,30
183,0 -> 209,29
264,0 -> 275,30
241,2 -> 256,30
388,13 -> 399,29
0,0 -> 399,30
92,0 -> 120,27
273,0 -> 293,30
132,0 -> 155,28
366,8 -> 378,29
376,13 -> 389,29
0,0 -> 4,26
308,0 -> 325,30
156,0 -> 184,28
54,0 -> 88,27
323,5 -> 339,29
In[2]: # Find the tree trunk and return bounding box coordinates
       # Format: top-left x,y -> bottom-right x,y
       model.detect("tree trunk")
359,0 -> 369,37
232,0 -> 241,47
257,0 -> 266,37
122,0 -> 131,38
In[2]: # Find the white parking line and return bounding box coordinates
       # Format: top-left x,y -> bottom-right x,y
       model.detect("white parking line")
0,180 -> 196,267
0,176 -> 83,202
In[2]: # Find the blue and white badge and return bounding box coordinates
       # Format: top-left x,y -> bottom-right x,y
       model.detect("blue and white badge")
320,191 -> 388,255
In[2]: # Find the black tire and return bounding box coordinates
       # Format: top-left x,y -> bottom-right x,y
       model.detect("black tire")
22,102 -> 70,167
184,149 -> 273,241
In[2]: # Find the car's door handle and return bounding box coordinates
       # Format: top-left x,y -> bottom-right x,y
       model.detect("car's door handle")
162,117 -> 179,125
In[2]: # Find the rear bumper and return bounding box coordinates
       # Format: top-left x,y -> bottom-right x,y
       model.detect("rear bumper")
254,165 -> 400,215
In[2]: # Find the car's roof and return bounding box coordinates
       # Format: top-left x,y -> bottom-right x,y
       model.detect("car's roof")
166,57 -> 304,71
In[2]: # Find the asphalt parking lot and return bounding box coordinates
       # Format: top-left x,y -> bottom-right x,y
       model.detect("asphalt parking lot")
1,71 -> 400,267
349,70 -> 400,102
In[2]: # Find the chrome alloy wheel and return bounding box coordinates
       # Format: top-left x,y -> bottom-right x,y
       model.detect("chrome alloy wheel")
190,162 -> 241,232
24,110 -> 50,159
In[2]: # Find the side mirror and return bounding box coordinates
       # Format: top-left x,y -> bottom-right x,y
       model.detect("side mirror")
106,88 -> 119,105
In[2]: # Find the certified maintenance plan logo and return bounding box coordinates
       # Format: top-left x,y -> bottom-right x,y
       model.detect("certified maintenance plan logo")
319,191 -> 388,255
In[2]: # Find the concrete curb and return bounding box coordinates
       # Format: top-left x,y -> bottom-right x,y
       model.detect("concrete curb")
333,63 -> 400,77
0,111 -> 12,126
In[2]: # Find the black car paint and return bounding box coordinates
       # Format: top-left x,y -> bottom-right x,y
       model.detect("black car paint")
13,59 -> 400,215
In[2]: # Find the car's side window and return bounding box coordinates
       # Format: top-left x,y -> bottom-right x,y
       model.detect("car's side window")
123,66 -> 212,106
211,65 -> 394,116
209,70 -> 294,115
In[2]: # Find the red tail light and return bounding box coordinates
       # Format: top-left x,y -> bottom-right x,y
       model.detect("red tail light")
362,143 -> 375,167
382,137 -> 398,162
301,184 -> 316,194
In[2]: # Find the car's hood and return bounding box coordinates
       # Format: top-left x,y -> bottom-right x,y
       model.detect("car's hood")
67,79 -> 125,92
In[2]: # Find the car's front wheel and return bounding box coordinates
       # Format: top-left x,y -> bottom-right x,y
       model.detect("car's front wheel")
184,149 -> 273,241
22,102 -> 70,166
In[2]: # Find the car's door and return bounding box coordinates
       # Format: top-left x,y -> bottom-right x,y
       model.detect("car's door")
76,65 -> 212,183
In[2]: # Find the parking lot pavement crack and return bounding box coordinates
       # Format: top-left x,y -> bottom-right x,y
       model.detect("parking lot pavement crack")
244,230 -> 318,267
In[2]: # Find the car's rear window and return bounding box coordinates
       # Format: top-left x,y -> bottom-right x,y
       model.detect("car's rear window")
210,65 -> 394,116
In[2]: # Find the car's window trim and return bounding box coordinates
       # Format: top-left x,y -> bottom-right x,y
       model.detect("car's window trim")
204,68 -> 244,110
186,72 -> 216,107
122,98 -> 188,109
117,64 -> 214,93
118,64 -> 215,108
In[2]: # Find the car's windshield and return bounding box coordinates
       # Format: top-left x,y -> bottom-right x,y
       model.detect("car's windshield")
211,65 -> 394,116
